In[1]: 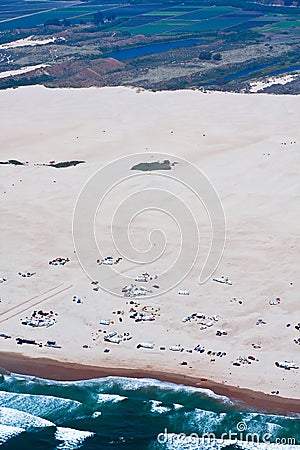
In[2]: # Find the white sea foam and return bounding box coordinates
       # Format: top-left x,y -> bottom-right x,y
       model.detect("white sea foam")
0,391 -> 82,418
267,422 -> 285,434
185,409 -> 299,440
150,400 -> 171,415
3,373 -> 36,383
3,374 -> 233,407
173,403 -> 184,410
98,377 -> 234,405
244,411 -> 300,422
0,424 -> 25,444
188,409 -> 227,432
236,412 -> 299,437
55,427 -> 94,450
0,407 -> 54,429
97,393 -> 127,404
91,411 -> 102,418
195,388 -> 234,405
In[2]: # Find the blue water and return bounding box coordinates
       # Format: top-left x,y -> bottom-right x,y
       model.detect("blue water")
268,65 -> 300,76
0,372 -> 299,449
200,63 -> 300,86
224,62 -> 276,82
106,39 -> 206,61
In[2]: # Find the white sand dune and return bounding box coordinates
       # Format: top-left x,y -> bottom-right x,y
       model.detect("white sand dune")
0,36 -> 61,50
0,86 -> 299,400
0,64 -> 50,79
249,74 -> 299,92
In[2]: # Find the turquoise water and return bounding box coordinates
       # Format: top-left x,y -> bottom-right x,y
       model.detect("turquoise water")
0,372 -> 299,449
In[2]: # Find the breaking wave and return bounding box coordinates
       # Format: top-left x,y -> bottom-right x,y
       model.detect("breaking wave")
0,372 -> 298,449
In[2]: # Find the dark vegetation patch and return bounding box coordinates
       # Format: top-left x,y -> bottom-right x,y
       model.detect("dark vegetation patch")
0,160 -> 85,168
0,159 -> 25,166
131,160 -> 175,171
48,160 -> 85,168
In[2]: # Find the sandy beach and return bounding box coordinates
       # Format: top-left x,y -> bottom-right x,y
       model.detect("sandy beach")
0,86 -> 299,410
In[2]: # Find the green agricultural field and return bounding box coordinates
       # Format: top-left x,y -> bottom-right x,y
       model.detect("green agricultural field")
0,9 -> 42,17
178,18 -> 246,33
129,22 -> 177,35
263,20 -> 300,30
109,4 -> 252,36
113,5 -> 251,36
248,15 -> 282,23
201,5 -> 236,11
166,5 -> 204,10
163,20 -> 193,27
142,11 -> 183,17
176,8 -> 238,21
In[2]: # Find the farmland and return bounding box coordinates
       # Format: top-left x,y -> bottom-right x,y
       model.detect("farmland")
0,1 -> 298,34
0,0 -> 299,93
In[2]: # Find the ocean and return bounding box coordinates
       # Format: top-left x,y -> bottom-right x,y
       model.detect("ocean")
0,373 -> 299,450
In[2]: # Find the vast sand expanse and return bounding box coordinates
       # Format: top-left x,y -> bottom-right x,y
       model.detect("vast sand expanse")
0,86 -> 299,407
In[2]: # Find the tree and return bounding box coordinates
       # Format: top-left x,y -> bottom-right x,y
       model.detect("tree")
212,53 -> 222,61
199,51 -> 212,60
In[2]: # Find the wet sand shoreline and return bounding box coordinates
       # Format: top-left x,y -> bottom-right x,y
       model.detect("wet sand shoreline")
0,351 -> 299,415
